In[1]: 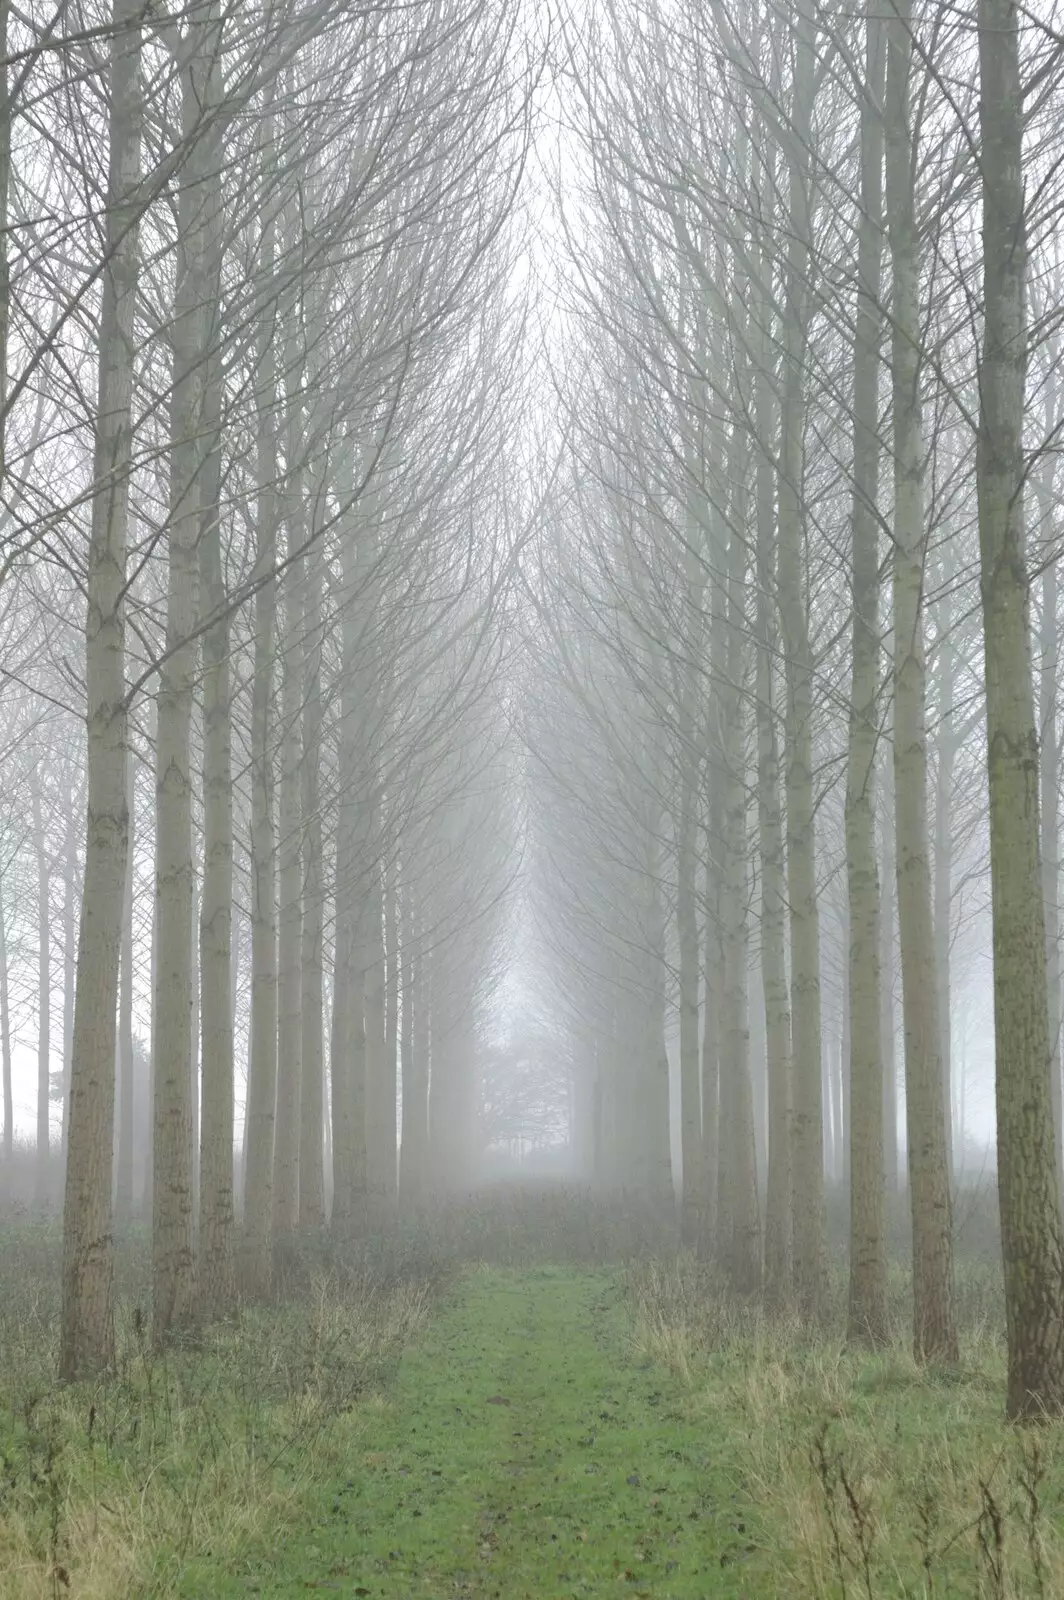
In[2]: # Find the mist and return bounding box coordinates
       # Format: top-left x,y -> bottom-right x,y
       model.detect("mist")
2,0 -> 1064,1591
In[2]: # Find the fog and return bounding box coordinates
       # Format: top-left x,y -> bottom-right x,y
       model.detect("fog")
2,1 -> 1064,1590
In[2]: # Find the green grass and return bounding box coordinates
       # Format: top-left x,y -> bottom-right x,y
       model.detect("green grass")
627,1255 -> 1064,1597
4,1188 -> 1064,1597
0,1226 -> 442,1599
189,1265 -> 775,1598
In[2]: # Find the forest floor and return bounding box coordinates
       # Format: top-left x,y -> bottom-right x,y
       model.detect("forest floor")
183,1265 -> 776,1599
4,1193 -> 1064,1597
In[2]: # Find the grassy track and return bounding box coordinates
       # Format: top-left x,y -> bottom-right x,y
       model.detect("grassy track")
188,1266 -> 770,1598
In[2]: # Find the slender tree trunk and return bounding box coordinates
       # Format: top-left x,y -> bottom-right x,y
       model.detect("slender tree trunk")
116,757 -> 135,1220
779,0 -> 826,1319
152,22 -> 227,1340
678,452 -> 704,1242
754,283 -> 792,1303
274,547 -> 304,1238
880,697 -> 899,1193
887,0 -> 957,1363
0,868 -> 11,1167
384,846 -> 399,1191
60,797 -> 78,1162
1039,474 -> 1062,1180
298,525 -> 326,1230
197,77 -> 234,1316
365,859 -> 392,1201
330,449 -> 368,1232
978,0 -> 1064,1418
933,576 -> 955,1177
59,0 -> 141,1377
33,789 -> 51,1205
242,121 -> 280,1292
846,5 -> 888,1346
399,878 -> 428,1207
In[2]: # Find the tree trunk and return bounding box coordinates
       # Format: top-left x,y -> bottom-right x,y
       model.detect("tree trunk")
33,787 -> 51,1206
242,119 -> 280,1292
886,0 -> 957,1363
978,0 -> 1064,1418
298,525 -> 326,1230
197,76 -> 234,1316
384,846 -> 400,1190
59,0 -> 141,1377
779,0 -> 826,1320
933,575 -> 955,1177
116,757 -> 135,1220
365,860 -> 393,1202
1039,480 -> 1062,1180
754,286 -> 792,1302
399,878 -> 428,1207
60,795 -> 78,1162
0,867 -> 12,1167
846,5 -> 888,1346
151,20 -> 231,1340
274,546 -> 304,1239
880,696 -> 899,1193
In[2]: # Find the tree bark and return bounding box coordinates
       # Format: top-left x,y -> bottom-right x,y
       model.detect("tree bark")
59,0 -> 142,1377
0,866 -> 11,1167
778,0 -> 826,1320
116,757 -> 135,1220
298,519 -> 326,1230
33,787 -> 50,1205
978,0 -> 1064,1418
846,5 -> 888,1347
886,0 -> 957,1363
242,105 -> 280,1291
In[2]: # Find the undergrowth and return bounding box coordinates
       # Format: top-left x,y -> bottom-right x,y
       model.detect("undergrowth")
0,1229 -> 438,1599
627,1249 -> 1064,1597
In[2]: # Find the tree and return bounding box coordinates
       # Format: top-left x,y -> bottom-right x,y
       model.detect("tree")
977,0 -> 1064,1419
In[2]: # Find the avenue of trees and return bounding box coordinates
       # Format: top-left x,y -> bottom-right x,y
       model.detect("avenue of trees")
0,0 -> 1063,1425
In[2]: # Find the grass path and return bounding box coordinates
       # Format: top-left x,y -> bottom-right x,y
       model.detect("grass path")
189,1266 -> 771,1597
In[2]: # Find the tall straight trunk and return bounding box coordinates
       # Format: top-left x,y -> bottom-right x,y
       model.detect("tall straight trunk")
274,553 -> 304,1238
141,856 -> 156,1220
152,18 -> 228,1339
298,527 -> 326,1230
274,286 -> 305,1238
33,788 -> 51,1204
59,0 -> 141,1377
399,878 -> 428,1206
753,226 -> 792,1304
1039,443 -> 1062,1178
384,847 -> 399,1187
0,868 -> 11,1166
365,860 -> 392,1200
700,809 -> 722,1248
886,0 -> 957,1363
197,77 -> 233,1316
330,450 -> 368,1232
677,717 -> 701,1241
678,437 -> 705,1242
242,124 -> 280,1293
846,5 -> 888,1346
1043,560 -> 1062,1177
880,696 -> 899,1192
116,757 -> 135,1219
978,0 -> 1064,1418
638,820 -> 673,1203
933,577 -> 955,1176
779,0 -> 826,1320
718,670 -> 760,1293
60,800 -> 78,1160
